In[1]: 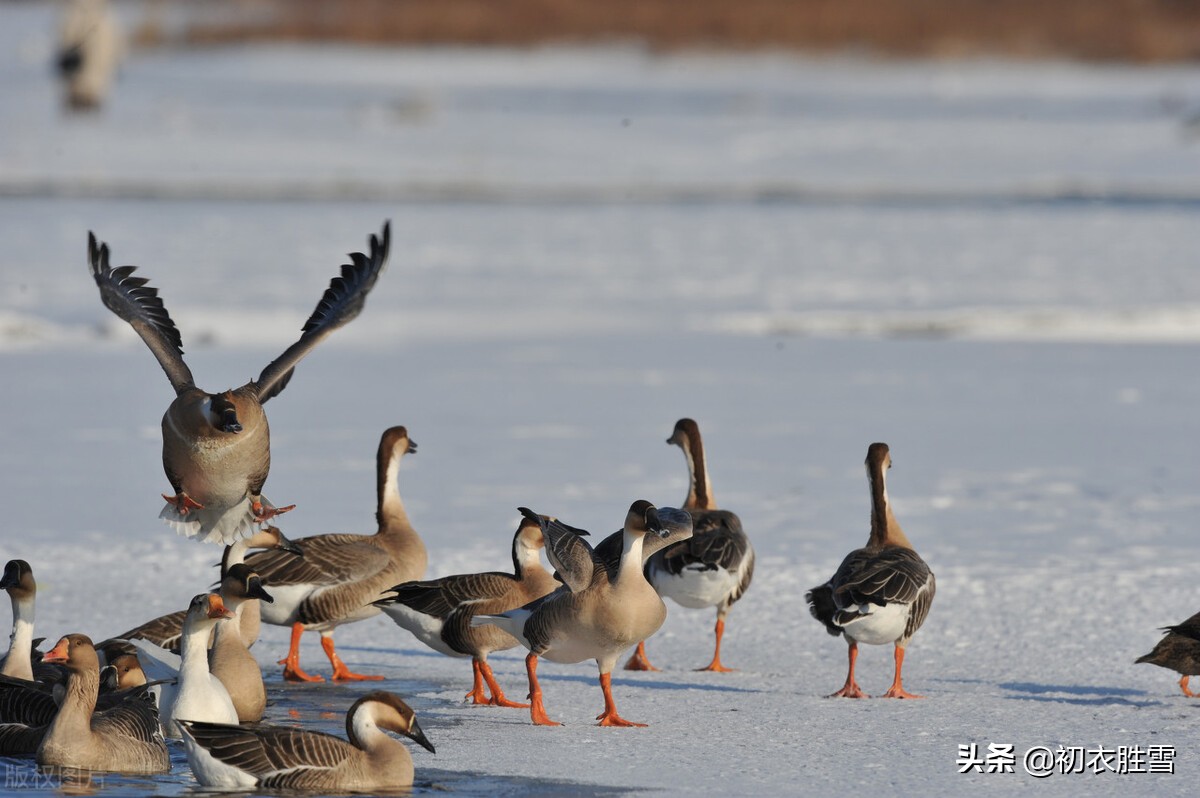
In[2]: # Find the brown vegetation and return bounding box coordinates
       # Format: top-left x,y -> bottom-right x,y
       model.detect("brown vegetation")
161,0 -> 1200,62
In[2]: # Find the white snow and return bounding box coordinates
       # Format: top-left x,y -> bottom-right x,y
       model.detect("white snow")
2,1 -> 1200,795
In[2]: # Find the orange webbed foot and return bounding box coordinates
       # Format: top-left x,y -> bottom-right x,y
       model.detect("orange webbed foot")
278,658 -> 325,683
330,664 -> 384,682
623,642 -> 659,672
596,711 -> 647,728
488,694 -> 530,709
163,492 -> 204,515
880,686 -> 924,699
252,499 -> 295,523
828,684 -> 870,699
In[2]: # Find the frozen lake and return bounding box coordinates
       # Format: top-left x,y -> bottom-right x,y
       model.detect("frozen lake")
3,1 -> 1200,795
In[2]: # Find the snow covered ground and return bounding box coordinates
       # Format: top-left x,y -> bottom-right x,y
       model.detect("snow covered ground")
3,2 -> 1200,795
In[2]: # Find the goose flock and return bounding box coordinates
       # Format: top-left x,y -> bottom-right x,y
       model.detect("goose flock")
21,219 -> 1194,792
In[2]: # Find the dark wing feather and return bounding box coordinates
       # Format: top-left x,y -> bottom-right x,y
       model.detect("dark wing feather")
537,517 -> 597,593
92,688 -> 163,745
114,609 -> 186,652
182,720 -> 355,786
830,546 -> 932,610
805,583 -> 843,637
253,222 -> 390,403
0,721 -> 44,755
0,676 -> 56,726
383,572 -> 515,620
245,535 -> 387,587
88,233 -> 194,394
658,510 -> 749,575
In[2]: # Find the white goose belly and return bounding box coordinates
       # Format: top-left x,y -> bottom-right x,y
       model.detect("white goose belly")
650,563 -> 739,609
841,601 -> 909,646
379,605 -> 461,658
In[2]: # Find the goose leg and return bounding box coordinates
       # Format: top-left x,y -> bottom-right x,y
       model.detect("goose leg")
250,497 -> 295,524
464,660 -> 489,704
595,672 -> 646,727
880,645 -> 924,699
278,623 -> 324,682
321,633 -> 383,681
479,659 -> 529,708
1180,675 -> 1196,697
526,653 -> 560,726
161,492 -> 204,515
829,641 -> 869,698
623,641 -> 659,672
696,617 -> 736,673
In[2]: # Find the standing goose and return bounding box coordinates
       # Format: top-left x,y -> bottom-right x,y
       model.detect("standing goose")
1,560 -> 37,682
1136,610 -> 1200,696
36,634 -> 168,774
626,418 -> 755,673
479,502 -> 692,727
806,443 -> 936,699
88,222 -> 390,545
374,512 -> 559,707
129,593 -> 238,737
109,527 -> 300,654
179,691 -> 434,791
246,426 -> 426,682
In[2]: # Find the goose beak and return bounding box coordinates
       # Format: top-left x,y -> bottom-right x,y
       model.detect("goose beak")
207,594 -> 236,620
277,531 -> 304,557
406,440 -> 418,455
43,637 -> 70,664
246,576 -> 274,603
406,718 -> 436,754
644,506 -> 670,537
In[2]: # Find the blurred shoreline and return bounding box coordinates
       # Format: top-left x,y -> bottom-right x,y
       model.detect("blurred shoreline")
124,0 -> 1200,62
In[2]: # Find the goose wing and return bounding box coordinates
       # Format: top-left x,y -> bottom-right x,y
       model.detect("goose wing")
245,535 -> 388,587
0,721 -> 44,755
92,688 -> 164,744
830,546 -> 932,610
181,720 -> 357,786
381,572 -> 515,620
0,675 -> 55,726
115,609 -> 186,652
252,222 -> 390,403
88,232 -> 194,394
520,508 -> 596,593
126,637 -> 182,682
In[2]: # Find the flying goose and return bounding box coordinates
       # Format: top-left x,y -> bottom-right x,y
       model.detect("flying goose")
1,560 -> 37,682
375,512 -> 559,707
129,593 -> 239,737
1136,610 -> 1200,696
35,634 -> 168,774
479,502 -> 692,727
806,443 -> 936,699
88,222 -> 390,545
626,419 -> 755,673
179,690 -> 434,791
107,527 -> 299,657
245,426 -> 427,682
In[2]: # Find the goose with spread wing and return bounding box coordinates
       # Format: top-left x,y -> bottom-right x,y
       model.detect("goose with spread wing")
88,222 -> 390,545
806,443 -> 935,699
375,511 -> 559,707
478,502 -> 692,727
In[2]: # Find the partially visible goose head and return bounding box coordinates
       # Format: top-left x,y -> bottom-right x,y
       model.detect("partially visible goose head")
207,390 -> 244,434
243,526 -> 303,557
666,418 -> 701,448
186,593 -> 236,630
376,425 -> 417,526
624,500 -> 682,540
512,512 -> 550,572
221,564 -> 274,606
0,559 -> 35,601
108,653 -> 148,689
42,633 -> 100,673
346,691 -> 435,754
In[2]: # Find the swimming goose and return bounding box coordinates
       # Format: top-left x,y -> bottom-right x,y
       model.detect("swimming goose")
806,443 -> 936,699
129,593 -> 238,737
1136,610 -> 1200,696
479,502 -> 692,727
1,560 -> 36,681
245,426 -> 427,682
375,512 -> 559,707
110,526 -> 301,654
179,690 -> 434,791
88,222 -> 390,545
36,634 -> 168,774
626,419 -> 755,673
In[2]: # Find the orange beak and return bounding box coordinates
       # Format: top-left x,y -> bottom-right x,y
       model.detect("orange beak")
206,594 -> 235,620
43,637 -> 71,664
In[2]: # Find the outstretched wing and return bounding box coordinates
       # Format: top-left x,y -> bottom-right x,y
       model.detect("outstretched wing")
520,508 -> 596,593
253,222 -> 391,403
88,232 -> 194,394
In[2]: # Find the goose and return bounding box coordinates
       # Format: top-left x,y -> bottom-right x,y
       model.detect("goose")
626,419 -> 755,673
245,426 -> 427,682
35,634 -> 168,774
374,512 -> 559,707
1136,610 -> 1200,696
1,560 -> 36,682
88,222 -> 390,545
478,502 -> 692,727
179,691 -> 434,791
109,526 -> 300,656
207,565 -> 273,721
806,443 -> 936,699
129,593 -> 238,737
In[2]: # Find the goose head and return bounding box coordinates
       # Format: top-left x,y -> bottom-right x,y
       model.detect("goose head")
666,417 -> 701,447
207,390 -> 244,434
512,512 -> 553,573
347,691 -> 435,754
243,525 -> 303,556
0,559 -> 35,601
222,564 -> 274,604
379,426 -> 418,460
42,633 -> 100,673
625,500 -> 672,539
108,653 -> 148,688
185,593 -> 236,630
866,442 -> 892,474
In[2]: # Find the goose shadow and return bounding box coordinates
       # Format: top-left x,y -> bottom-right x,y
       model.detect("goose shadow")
535,671 -> 762,695
999,682 -> 1162,708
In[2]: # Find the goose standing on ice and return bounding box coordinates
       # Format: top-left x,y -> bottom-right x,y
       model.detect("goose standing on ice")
1,560 -> 37,682
129,593 -> 239,737
375,511 -> 559,707
245,426 -> 427,682
87,223 -> 390,545
1136,610 -> 1200,696
179,691 -> 434,791
36,634 -> 168,774
626,418 -> 755,672
479,503 -> 692,727
806,443 -> 936,699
